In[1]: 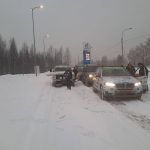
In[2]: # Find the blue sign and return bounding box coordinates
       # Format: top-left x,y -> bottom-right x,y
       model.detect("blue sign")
83,51 -> 90,64
83,42 -> 91,64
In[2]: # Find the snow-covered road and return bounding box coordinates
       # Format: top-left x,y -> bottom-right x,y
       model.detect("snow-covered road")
0,73 -> 150,150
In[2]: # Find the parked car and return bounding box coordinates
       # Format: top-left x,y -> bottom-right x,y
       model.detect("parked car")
82,64 -> 99,86
52,65 -> 68,87
93,66 -> 143,100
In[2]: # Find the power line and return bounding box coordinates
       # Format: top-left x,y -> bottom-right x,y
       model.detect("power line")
98,33 -> 150,60
125,33 -> 150,42
102,33 -> 150,52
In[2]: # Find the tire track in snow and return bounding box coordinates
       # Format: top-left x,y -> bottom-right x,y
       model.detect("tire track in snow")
15,75 -> 56,150
110,100 -> 150,131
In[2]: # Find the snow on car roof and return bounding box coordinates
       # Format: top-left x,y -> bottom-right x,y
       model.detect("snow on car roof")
55,65 -> 68,68
54,65 -> 69,72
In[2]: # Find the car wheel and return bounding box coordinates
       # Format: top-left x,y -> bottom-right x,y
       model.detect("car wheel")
82,78 -> 85,84
146,84 -> 149,91
99,86 -> 106,100
93,86 -> 97,93
85,80 -> 89,86
137,94 -> 142,100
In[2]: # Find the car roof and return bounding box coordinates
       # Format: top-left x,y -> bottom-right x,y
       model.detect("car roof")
55,65 -> 68,68
98,66 -> 124,69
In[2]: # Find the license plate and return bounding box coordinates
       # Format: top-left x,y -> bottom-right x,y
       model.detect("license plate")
117,90 -> 133,94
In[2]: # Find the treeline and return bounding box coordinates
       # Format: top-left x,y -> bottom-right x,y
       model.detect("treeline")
94,38 -> 150,66
0,35 -> 71,75
127,38 -> 150,66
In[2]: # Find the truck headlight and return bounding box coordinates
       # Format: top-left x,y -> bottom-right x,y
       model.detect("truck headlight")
89,74 -> 93,78
93,77 -> 96,80
105,82 -> 115,87
134,82 -> 141,87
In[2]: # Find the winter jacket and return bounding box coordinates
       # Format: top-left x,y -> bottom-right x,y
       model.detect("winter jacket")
64,70 -> 72,80
139,66 -> 148,76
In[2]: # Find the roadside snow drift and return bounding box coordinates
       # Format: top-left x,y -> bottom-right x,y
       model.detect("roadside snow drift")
0,73 -> 150,150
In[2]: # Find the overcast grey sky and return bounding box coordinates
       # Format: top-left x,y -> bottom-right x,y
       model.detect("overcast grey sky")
0,0 -> 150,64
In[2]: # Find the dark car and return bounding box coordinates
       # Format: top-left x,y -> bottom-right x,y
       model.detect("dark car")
82,64 -> 99,86
52,65 -> 68,86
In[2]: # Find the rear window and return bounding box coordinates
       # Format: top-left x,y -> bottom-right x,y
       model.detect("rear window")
84,66 -> 98,72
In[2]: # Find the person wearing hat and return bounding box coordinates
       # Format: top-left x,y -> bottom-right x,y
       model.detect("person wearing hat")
64,67 -> 72,89
73,66 -> 78,81
137,62 -> 149,77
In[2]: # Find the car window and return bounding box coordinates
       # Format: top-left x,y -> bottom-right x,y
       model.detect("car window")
84,66 -> 98,72
102,67 -> 130,76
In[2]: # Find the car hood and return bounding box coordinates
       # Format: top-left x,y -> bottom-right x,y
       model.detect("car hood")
103,76 -> 139,84
87,72 -> 95,75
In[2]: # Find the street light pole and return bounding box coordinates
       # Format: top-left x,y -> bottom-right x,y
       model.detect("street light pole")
31,5 -> 44,76
121,27 -> 132,66
32,9 -> 36,74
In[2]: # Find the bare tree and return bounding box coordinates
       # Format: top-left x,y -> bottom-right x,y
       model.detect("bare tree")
9,38 -> 18,74
101,56 -> 108,66
63,48 -> 71,65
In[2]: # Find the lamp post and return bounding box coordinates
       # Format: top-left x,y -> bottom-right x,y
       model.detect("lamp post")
121,27 -> 132,66
43,34 -> 49,71
31,4 -> 44,76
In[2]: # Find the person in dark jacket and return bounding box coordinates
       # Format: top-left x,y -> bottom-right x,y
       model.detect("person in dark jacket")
73,66 -> 78,81
126,63 -> 135,76
64,68 -> 72,89
137,62 -> 149,77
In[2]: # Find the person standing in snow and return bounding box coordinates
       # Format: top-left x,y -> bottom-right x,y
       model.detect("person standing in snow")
64,68 -> 72,89
126,63 -> 135,76
137,62 -> 149,77
73,66 -> 78,81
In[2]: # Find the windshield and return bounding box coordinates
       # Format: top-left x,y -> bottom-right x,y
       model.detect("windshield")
77,66 -> 84,72
102,67 -> 130,76
84,66 -> 98,72
55,67 -> 67,71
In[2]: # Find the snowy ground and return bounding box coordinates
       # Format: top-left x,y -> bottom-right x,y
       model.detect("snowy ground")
0,73 -> 150,150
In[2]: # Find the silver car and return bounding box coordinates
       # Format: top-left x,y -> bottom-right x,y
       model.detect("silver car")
93,67 -> 143,100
